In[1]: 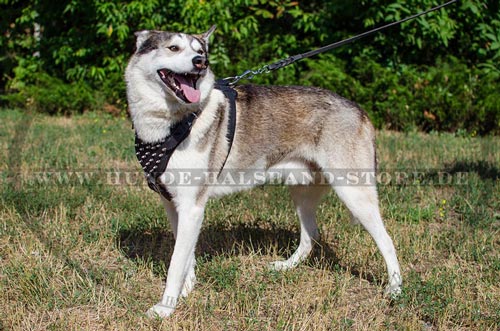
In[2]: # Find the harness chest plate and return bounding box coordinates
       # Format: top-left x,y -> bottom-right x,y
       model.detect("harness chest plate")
134,81 -> 237,200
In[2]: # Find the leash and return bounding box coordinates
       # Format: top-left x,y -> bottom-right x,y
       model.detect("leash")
222,0 -> 459,86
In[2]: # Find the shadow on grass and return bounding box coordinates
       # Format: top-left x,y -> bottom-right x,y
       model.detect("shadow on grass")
118,222 -> 379,284
445,160 -> 499,180
382,159 -> 500,187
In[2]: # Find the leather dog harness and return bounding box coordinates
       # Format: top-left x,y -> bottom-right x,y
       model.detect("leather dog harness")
134,81 -> 237,201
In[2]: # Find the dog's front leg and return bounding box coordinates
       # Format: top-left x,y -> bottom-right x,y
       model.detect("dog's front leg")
162,198 -> 197,297
147,203 -> 204,318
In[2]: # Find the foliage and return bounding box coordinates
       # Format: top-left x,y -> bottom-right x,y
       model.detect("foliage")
0,0 -> 499,134
0,72 -> 103,114
303,54 -> 500,133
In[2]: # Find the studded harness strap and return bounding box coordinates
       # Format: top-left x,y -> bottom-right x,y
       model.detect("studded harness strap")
134,81 -> 237,201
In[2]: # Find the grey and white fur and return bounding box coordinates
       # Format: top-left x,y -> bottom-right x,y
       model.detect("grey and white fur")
125,25 -> 402,318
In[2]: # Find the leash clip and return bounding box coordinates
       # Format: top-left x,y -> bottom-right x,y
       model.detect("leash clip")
222,65 -> 270,86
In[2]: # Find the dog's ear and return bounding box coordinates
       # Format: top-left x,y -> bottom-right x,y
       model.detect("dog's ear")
201,25 -> 216,44
134,30 -> 151,50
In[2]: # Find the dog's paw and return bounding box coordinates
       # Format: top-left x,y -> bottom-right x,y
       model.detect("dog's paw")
146,303 -> 175,319
384,284 -> 402,299
269,260 -> 296,271
384,272 -> 402,298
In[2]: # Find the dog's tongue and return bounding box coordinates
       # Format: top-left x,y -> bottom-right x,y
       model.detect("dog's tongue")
176,74 -> 200,103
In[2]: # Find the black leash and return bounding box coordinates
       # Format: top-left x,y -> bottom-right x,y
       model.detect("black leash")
222,0 -> 459,86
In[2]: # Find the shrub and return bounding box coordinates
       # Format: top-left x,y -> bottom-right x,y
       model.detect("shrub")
1,72 -> 104,115
0,0 -> 498,134
300,54 -> 500,134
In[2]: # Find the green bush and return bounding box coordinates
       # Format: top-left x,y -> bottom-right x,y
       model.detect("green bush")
0,72 -> 104,115
0,0 -> 498,134
412,57 -> 499,134
301,54 -> 500,134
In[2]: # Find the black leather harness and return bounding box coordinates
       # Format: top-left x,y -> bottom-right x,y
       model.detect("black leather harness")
134,81 -> 237,200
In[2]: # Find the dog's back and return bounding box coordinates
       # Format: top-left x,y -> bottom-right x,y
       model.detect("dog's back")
226,84 -> 376,172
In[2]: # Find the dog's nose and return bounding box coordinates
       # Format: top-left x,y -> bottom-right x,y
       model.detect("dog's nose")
192,56 -> 208,69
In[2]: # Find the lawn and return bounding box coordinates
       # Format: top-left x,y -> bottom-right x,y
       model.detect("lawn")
0,109 -> 498,330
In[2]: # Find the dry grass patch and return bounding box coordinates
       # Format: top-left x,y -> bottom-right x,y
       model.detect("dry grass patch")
1,110 -> 499,330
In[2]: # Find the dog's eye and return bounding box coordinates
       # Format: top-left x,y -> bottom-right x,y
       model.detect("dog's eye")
168,45 -> 180,52
197,49 -> 205,55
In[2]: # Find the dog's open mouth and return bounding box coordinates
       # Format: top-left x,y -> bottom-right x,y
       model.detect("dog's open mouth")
157,69 -> 201,104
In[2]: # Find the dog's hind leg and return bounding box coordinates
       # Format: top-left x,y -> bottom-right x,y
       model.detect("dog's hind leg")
162,199 -> 197,298
333,184 -> 402,296
270,185 -> 329,271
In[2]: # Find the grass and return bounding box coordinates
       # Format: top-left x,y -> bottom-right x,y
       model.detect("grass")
0,108 -> 498,330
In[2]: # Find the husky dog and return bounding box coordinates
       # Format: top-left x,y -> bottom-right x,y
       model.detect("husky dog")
125,26 -> 402,318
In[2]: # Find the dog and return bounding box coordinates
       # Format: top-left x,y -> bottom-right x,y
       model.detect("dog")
125,25 -> 402,318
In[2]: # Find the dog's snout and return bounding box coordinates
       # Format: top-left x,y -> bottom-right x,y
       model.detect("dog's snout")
192,55 -> 208,69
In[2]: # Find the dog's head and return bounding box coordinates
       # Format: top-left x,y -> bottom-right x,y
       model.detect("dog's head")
126,26 -> 216,108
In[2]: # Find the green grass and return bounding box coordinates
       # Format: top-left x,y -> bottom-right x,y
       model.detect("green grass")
0,109 -> 499,330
